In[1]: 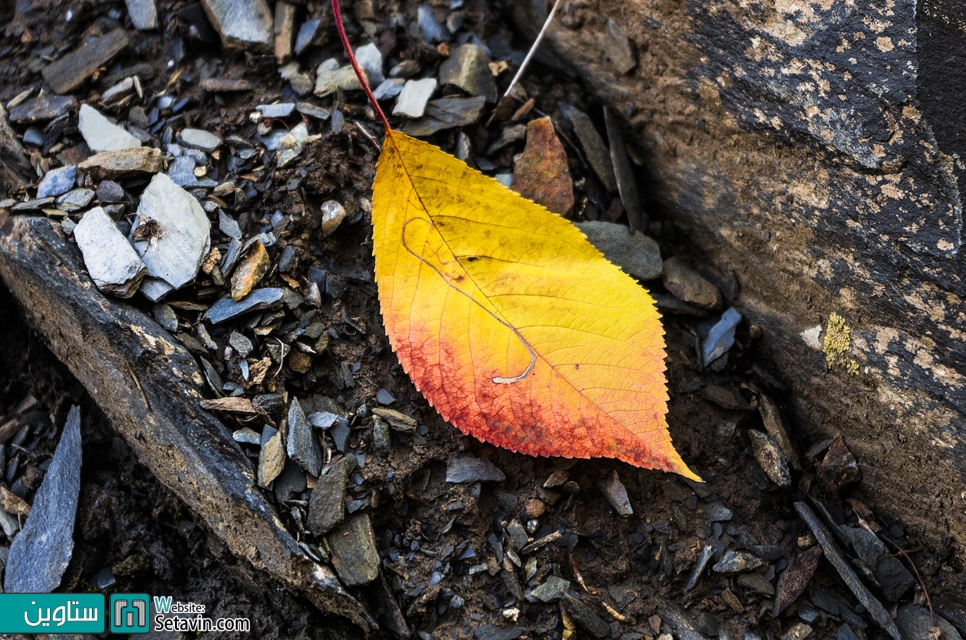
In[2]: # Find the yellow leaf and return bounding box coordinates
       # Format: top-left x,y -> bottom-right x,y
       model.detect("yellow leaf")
372,130 -> 698,480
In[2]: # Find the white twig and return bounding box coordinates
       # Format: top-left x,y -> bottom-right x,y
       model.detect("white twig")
502,0 -> 564,99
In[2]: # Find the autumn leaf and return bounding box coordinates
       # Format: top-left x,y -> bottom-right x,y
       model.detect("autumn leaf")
332,1 -> 698,480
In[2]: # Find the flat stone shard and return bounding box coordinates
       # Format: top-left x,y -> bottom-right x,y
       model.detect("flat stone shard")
402,95 -> 487,137
257,425 -> 285,488
178,128 -> 222,152
354,43 -> 385,86
131,173 -> 211,300
576,221 -> 662,280
74,207 -> 147,298
79,104 -> 142,153
604,108 -> 642,232
201,0 -> 273,49
439,44 -> 498,103
446,456 -> 506,483
308,457 -> 350,534
125,0 -> 158,30
559,103 -> 617,192
78,148 -> 163,180
4,406 -> 82,593
663,257 -> 723,310
287,398 -> 323,477
8,94 -> 76,124
600,19 -> 636,74
511,117 -> 574,216
206,288 -> 285,324
42,29 -> 129,94
749,429 -> 791,487
327,513 -> 380,586
394,78 -> 437,119
36,165 -> 76,199
795,503 -> 901,640
598,469 -> 633,516
314,59 -> 365,97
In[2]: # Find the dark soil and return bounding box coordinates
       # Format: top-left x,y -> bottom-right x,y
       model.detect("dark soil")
1,0 -> 964,639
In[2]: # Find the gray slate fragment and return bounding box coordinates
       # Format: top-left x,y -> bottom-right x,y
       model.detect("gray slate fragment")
297,102 -> 331,120
439,44 -> 498,103
42,30 -> 129,94
8,94 -> 76,123
559,103 -> 617,193
206,288 -> 285,324
896,604 -> 962,640
327,513 -> 379,586
4,406 -> 82,593
758,394 -> 801,470
228,331 -> 253,357
473,625 -> 523,640
219,209 -> 242,239
152,303 -> 178,331
702,502 -> 733,522
576,220 -> 662,280
74,207 -> 147,298
394,78 -> 437,118
604,107 -> 642,232
355,43 -> 385,86
287,398 -> 323,476
701,307 -> 742,366
166,156 -> 197,187
295,19 -> 321,55
561,594 -> 610,639
131,173 -> 211,299
794,502 -> 901,640
749,429 -> 791,487
417,4 -> 451,42
446,456 -> 505,483
179,128 -> 222,152
531,576 -> 570,603
686,544 -> 714,591
402,96 -> 488,137
125,0 -> 158,29
232,427 -> 261,445
36,165 -> 76,199
713,550 -> 764,573
598,469 -> 633,516
79,104 -> 141,153
373,78 -> 405,100
308,456 -> 349,534
258,102 -> 296,119
201,0 -> 273,49
274,461 -> 306,503
308,411 -> 339,430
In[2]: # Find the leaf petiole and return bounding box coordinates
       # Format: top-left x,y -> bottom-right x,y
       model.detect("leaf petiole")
330,0 -> 390,132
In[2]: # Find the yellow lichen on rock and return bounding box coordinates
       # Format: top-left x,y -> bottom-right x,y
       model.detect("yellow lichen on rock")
824,312 -> 859,374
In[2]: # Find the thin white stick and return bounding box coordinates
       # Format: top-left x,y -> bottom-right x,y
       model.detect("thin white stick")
502,0 -> 564,99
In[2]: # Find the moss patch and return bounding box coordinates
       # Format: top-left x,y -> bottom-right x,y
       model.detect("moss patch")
824,312 -> 859,375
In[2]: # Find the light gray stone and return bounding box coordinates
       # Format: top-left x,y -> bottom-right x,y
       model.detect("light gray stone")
78,104 -> 141,153
393,78 -> 436,118
373,78 -> 405,100
206,288 -> 285,324
576,220 -> 662,280
446,456 -> 505,483
314,59 -> 365,97
257,102 -> 295,119
201,0 -> 273,49
179,128 -> 222,152
354,43 -> 384,86
74,207 -> 147,298
276,122 -> 309,168
219,209 -> 242,239
598,469 -> 633,516
125,0 -> 158,30
131,173 -> 211,300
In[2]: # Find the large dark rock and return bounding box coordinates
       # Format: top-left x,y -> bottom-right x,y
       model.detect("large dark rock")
509,0 -> 966,553
0,215 -> 375,631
